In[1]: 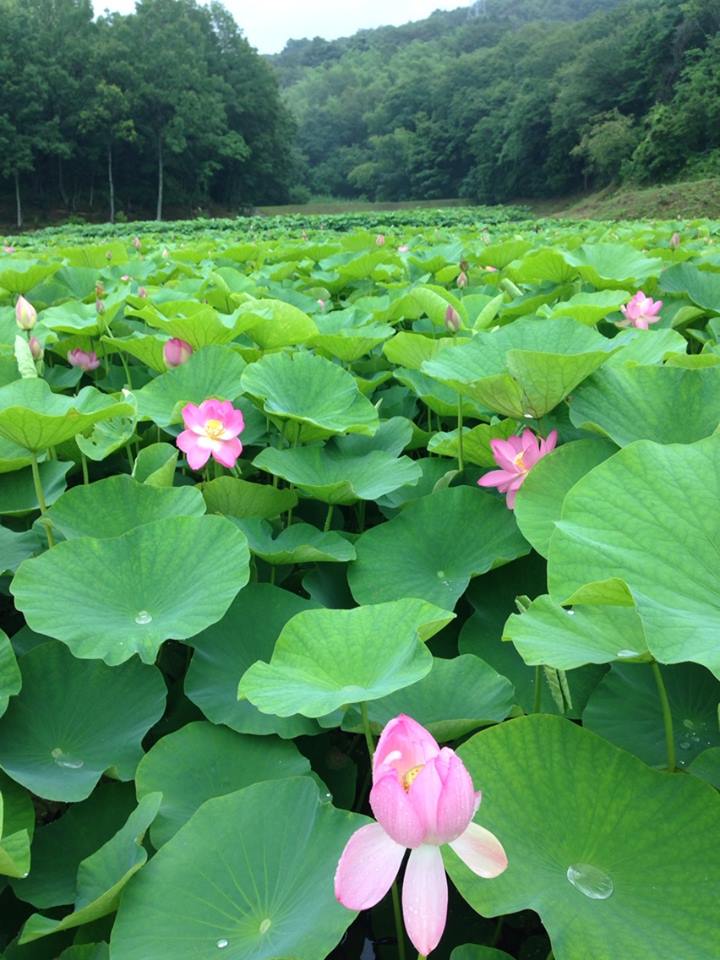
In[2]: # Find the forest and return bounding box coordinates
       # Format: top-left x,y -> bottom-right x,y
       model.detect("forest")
0,0 -> 718,224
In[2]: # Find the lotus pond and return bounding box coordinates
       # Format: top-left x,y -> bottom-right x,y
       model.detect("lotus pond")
0,215 -> 719,960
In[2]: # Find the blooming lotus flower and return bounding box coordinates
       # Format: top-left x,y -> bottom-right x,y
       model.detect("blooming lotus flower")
619,291 -> 663,329
15,295 -> 36,330
456,270 -> 468,288
67,348 -> 100,372
335,715 -> 507,956
444,304 -> 461,333
28,336 -> 43,360
163,337 -> 193,368
176,399 -> 244,471
375,234 -> 385,246
478,428 -> 558,509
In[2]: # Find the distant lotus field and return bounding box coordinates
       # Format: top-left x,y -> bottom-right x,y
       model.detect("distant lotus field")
0,211 -> 719,960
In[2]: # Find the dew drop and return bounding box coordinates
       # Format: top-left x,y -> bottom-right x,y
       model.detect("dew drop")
259,918 -> 271,935
134,610 -> 152,625
682,719 -> 695,730
523,412 -> 534,419
679,741 -> 691,751
51,747 -> 84,769
216,939 -> 229,949
566,863 -> 614,900
565,608 -> 575,616
436,570 -> 446,579
616,649 -> 639,659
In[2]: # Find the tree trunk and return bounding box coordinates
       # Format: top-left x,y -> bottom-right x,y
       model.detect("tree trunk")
89,172 -> 94,209
58,155 -> 69,208
107,143 -> 115,223
14,171 -> 22,228
156,133 -> 163,221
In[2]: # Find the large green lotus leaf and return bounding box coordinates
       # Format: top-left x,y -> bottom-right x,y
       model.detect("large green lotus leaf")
0,261 -> 60,294
382,331 -> 458,370
513,439 -> 617,557
11,516 -> 249,665
0,642 -> 165,801
503,595 -> 649,669
185,584 -> 319,739
234,298 -> 319,349
427,420 -> 518,467
19,793 -> 161,943
238,599 -> 454,718
126,299 -> 249,348
131,442 -> 179,486
59,945 -> 108,960
349,487 -> 529,608
240,351 -> 378,438
311,322 -> 393,362
10,782 -> 136,908
200,476 -> 297,519
660,262 -> 720,311
133,346 -> 246,426
562,243 -> 664,288
548,436 -> 720,677
343,655 -> 514,741
45,475 -> 205,539
394,367 -> 481,417
334,416 -> 413,458
545,290 -> 629,324
451,947 -> 514,960
0,461 -> 72,516
39,302 -> 102,336
110,778 -> 367,960
135,721 -> 310,847
507,248 -> 578,285
74,402 -> 138,462
0,526 -> 42,574
103,333 -> 167,373
253,444 -> 421,505
604,327 -> 688,367
0,436 -> 35,473
689,748 -> 720,788
569,364 -> 720,445
0,770 -> 35,879
445,715 -> 720,960
0,629 -> 21,720
422,319 -> 611,418
583,663 -> 720,769
235,518 -> 355,565
0,380 -> 134,451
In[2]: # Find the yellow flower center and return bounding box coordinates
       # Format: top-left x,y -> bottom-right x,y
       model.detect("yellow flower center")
402,764 -> 424,792
512,451 -> 527,472
204,418 -> 224,439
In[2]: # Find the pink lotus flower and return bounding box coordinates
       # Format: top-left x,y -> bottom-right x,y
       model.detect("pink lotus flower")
335,715 -> 507,956
619,291 -> 663,329
163,337 -> 193,368
456,270 -> 468,288
121,274 -> 131,282
3,244 -> 15,254
478,428 -> 558,509
375,234 -> 385,246
28,336 -> 43,360
67,349 -> 100,372
15,295 -> 36,330
176,399 -> 244,471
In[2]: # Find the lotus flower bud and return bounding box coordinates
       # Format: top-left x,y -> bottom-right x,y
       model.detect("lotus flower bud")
95,281 -> 104,297
162,248 -> 169,258
138,287 -> 148,298
375,234 -> 385,246
398,244 -> 409,253
457,270 -> 468,288
670,232 -> 681,250
121,274 -> 130,282
15,295 -> 36,330
444,304 -> 461,332
132,236 -> 142,250
96,299 -> 105,314
163,337 -> 193,368
67,348 -> 100,372
3,245 -> 15,254
28,336 -> 43,360
460,259 -> 469,272
105,250 -> 112,261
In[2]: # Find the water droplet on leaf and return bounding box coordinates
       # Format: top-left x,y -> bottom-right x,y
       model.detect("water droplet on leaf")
566,863 -> 614,900
216,939 -> 229,949
51,747 -> 84,769
259,919 -> 271,934
135,610 -> 152,625
616,649 -> 639,659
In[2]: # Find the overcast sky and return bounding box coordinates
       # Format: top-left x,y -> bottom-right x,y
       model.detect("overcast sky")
92,1 -> 472,54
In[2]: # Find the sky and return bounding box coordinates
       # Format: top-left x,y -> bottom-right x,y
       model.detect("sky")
92,0 -> 473,54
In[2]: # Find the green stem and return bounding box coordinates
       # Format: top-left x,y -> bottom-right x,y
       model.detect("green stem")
390,880 -> 407,960
118,351 -> 133,390
30,452 -> 54,548
269,565 -> 276,586
80,452 -> 90,485
533,664 -> 543,714
651,661 -> 676,772
125,441 -> 135,472
323,502 -> 334,532
360,702 -> 374,760
456,395 -> 464,472
546,950 -> 554,960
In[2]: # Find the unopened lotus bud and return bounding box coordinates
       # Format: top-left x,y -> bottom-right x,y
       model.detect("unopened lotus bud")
444,304 -> 461,333
95,281 -> 104,297
163,337 -> 193,368
96,299 -> 105,314
670,232 -> 681,250
121,274 -> 130,282
15,295 -> 36,330
317,298 -> 326,310
132,236 -> 142,250
3,244 -> 15,254
138,287 -> 148,298
28,336 -> 43,360
105,250 -> 112,261
375,234 -> 385,246
398,244 -> 409,253
459,259 -> 469,273
162,248 -> 169,258
457,270 -> 468,288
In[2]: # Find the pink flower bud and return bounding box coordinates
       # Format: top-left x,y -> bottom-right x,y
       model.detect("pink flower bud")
398,244 -> 410,253
28,336 -> 43,360
15,295 -> 37,330
317,298 -> 326,310
132,236 -> 142,250
444,304 -> 461,333
96,299 -> 105,314
67,349 -> 100,372
375,234 -> 385,246
121,274 -> 131,282
95,281 -> 104,297
138,287 -> 148,298
456,271 -> 468,288
670,232 -> 681,250
161,248 -> 169,258
163,337 -> 193,368
3,245 -> 15,254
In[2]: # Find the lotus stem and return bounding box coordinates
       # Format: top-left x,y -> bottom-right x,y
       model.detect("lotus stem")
360,701 -> 374,761
30,452 -> 54,548
651,661 -> 676,772
323,502 -> 334,532
457,395 -> 464,472
533,664 -> 543,713
80,451 -> 90,485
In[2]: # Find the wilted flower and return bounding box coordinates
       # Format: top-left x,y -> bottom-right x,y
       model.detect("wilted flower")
163,337 -> 193,368
15,295 -> 36,331
376,234 -> 385,246
28,336 -> 43,360
457,270 -> 468,288
176,398 -> 245,470
67,348 -> 100,372
444,304 -> 461,333
478,428 -> 558,509
619,291 -> 663,330
335,715 -> 507,956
